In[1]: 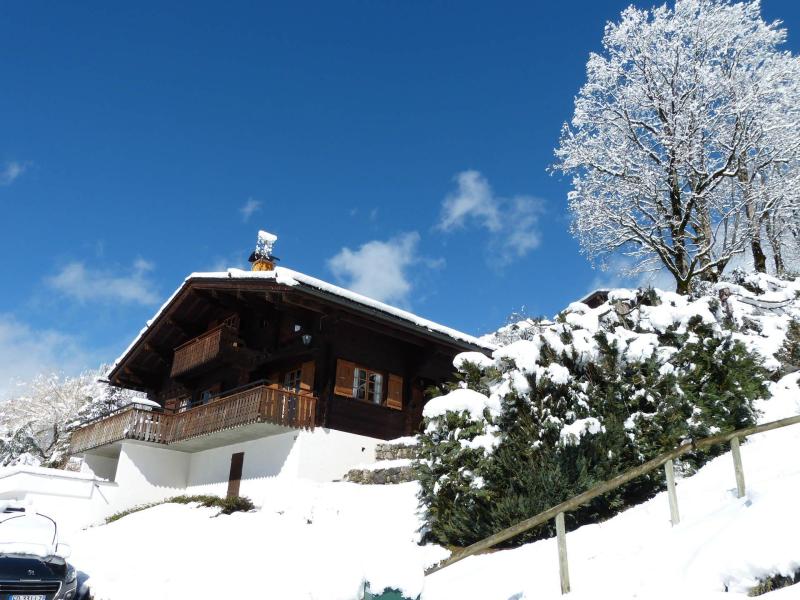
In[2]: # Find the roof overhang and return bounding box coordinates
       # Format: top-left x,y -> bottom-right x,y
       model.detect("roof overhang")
107,268 -> 494,388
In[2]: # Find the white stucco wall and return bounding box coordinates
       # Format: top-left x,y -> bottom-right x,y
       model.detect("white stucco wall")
184,428 -> 380,500
292,428 -> 379,481
81,453 -> 118,481
112,442 -> 190,508
0,428 -> 383,534
0,466 -> 119,535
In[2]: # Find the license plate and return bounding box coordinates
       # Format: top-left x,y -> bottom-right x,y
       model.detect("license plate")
10,595 -> 46,600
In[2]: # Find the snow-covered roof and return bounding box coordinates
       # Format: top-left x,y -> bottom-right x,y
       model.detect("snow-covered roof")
109,266 -> 494,378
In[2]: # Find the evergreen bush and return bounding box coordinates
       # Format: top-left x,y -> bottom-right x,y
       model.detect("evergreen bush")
415,298 -> 767,548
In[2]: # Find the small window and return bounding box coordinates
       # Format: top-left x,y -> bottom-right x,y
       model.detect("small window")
283,368 -> 302,392
353,368 -> 384,405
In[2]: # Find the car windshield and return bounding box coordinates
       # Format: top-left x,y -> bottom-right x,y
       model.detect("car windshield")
0,512 -> 57,557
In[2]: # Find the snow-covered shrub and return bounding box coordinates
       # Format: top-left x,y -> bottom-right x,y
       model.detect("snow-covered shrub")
415,387 -> 500,546
775,320 -> 800,376
0,366 -> 143,468
417,286 -> 770,548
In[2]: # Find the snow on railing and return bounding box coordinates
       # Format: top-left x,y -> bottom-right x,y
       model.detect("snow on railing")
424,413 -> 800,595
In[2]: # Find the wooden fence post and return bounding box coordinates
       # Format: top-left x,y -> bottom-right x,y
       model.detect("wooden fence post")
664,459 -> 680,526
730,436 -> 746,498
556,511 -> 570,595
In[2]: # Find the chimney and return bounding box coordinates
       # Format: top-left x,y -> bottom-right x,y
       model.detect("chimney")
248,230 -> 279,272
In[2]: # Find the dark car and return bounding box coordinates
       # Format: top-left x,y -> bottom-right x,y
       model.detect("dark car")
0,505 -> 78,600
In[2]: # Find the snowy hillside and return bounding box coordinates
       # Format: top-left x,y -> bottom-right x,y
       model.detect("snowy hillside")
69,481 -> 445,600
424,380 -> 800,600
68,378 -> 800,600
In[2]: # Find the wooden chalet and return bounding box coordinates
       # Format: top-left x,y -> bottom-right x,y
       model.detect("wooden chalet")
69,236 -> 492,458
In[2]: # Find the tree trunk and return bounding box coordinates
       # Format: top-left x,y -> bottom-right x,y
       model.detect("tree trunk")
740,163 -> 767,273
675,275 -> 691,295
766,214 -> 786,277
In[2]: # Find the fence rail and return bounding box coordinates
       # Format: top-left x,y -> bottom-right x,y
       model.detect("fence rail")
69,385 -> 316,454
425,413 -> 800,593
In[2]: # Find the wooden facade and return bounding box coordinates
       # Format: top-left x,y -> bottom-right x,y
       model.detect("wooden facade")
70,273 -> 490,454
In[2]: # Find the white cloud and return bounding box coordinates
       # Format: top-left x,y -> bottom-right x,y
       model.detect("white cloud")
439,170 -> 502,232
239,198 -> 261,222
0,161 -> 28,186
327,232 -> 424,306
46,259 -> 160,305
438,170 -> 542,263
0,315 -> 96,401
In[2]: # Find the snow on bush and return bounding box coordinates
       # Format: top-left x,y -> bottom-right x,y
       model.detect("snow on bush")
414,274 -> 800,548
0,366 -> 143,468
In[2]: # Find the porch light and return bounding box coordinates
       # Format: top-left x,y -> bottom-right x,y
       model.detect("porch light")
302,334 -> 312,346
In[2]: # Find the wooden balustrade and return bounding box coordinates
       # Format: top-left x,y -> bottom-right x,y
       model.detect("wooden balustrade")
69,386 -> 317,455
170,324 -> 238,377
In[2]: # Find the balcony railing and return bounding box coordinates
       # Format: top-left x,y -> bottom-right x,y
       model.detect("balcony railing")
170,323 -> 239,378
68,385 -> 316,455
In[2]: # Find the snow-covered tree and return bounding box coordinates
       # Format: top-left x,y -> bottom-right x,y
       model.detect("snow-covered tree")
0,366 -> 143,467
416,284 -> 773,547
554,0 -> 800,292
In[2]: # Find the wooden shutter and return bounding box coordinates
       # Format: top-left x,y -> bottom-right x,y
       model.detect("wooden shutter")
227,452 -> 244,498
387,374 -> 403,410
300,360 -> 316,393
334,359 -> 356,397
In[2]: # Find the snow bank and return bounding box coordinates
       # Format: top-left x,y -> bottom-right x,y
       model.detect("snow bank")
72,480 -> 447,600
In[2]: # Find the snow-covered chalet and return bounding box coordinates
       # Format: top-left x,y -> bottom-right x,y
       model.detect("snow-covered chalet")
68,231 -> 492,506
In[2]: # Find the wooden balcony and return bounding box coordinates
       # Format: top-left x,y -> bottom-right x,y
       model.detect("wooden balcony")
69,385 -> 316,455
170,322 -> 239,378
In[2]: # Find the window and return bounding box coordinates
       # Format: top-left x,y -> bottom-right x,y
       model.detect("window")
353,368 -> 383,405
334,359 -> 403,410
283,368 -> 302,392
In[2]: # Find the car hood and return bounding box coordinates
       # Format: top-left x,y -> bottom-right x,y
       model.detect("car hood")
0,555 -> 66,579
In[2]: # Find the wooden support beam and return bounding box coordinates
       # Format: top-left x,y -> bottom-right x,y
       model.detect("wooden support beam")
556,512 -> 570,595
664,459 -> 680,526
731,436 -> 746,498
143,343 -> 170,366
166,317 -> 195,338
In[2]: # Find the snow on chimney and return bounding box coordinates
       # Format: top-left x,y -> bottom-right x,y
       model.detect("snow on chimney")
248,230 -> 279,272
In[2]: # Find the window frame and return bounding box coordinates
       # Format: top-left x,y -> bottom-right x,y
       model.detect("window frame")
352,366 -> 385,406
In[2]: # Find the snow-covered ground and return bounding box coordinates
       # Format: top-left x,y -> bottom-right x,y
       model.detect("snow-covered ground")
69,480 -> 445,600
424,383 -> 800,600
66,377 -> 800,600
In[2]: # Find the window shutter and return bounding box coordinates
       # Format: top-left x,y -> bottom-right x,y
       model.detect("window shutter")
300,360 -> 316,393
387,374 -> 403,410
334,359 -> 356,397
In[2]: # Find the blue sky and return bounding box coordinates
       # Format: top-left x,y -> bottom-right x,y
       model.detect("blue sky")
1,1 -> 799,394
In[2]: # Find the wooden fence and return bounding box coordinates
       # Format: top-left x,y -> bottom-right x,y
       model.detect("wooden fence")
425,413 -> 800,595
69,385 -> 316,455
